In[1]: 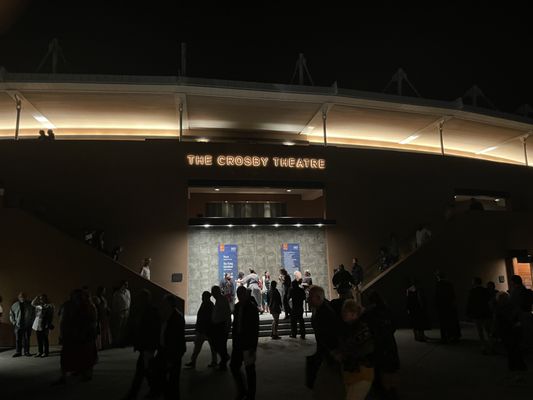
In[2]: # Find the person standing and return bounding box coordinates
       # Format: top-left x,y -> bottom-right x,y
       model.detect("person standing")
406,280 -> 430,342
185,291 -> 217,369
351,258 -> 364,302
31,294 -> 54,358
279,268 -> 291,320
435,271 -> 461,343
332,264 -> 355,298
245,269 -> 262,312
302,270 -> 313,315
124,289 -> 161,400
10,292 -> 34,357
466,277 -> 492,353
261,271 -> 271,313
220,273 -> 236,311
268,281 -> 282,339
112,280 -> 131,346
211,285 -> 231,370
231,286 -> 259,400
152,295 -> 186,400
94,286 -> 112,350
288,280 -> 306,339
140,258 -> 151,280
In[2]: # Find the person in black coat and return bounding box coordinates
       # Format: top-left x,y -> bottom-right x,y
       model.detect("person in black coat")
466,277 -> 492,352
231,286 -> 259,400
435,271 -> 461,343
288,280 -> 307,339
406,279 -> 430,342
185,291 -> 217,368
153,295 -> 186,400
123,290 -> 161,400
268,281 -> 282,339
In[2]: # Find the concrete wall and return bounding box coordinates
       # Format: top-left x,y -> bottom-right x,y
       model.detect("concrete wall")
187,226 -> 328,313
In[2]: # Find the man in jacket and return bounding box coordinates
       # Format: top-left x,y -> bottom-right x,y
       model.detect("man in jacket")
10,292 -> 35,357
288,280 -> 306,339
231,286 -> 259,400
123,289 -> 161,400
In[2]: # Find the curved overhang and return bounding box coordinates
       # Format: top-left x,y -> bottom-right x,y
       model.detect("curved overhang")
1,71 -> 533,166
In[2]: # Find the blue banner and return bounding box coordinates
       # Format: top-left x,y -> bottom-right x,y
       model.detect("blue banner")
218,243 -> 238,283
281,243 -> 301,277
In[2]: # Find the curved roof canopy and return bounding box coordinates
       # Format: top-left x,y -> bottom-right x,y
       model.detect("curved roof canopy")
1,72 -> 533,166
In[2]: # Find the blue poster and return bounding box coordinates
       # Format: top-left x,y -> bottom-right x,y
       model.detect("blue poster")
281,243 -> 301,277
218,243 -> 238,283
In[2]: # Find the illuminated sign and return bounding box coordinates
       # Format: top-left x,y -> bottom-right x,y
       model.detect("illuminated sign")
186,154 -> 326,169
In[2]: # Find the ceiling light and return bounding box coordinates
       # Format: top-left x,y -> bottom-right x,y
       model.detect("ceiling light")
475,146 -> 498,155
251,224 -> 257,228
203,224 -> 210,228
196,137 -> 210,142
286,189 -> 292,193
317,223 -> 323,227
228,224 -> 233,228
214,188 -> 220,191
274,224 -> 280,227
283,141 -> 295,146
296,223 -> 302,227
495,198 -> 500,202
399,134 -> 420,145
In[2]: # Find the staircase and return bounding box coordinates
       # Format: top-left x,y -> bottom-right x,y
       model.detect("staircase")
185,316 -> 314,342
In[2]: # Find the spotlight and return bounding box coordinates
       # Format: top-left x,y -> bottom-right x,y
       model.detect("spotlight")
286,189 -> 292,193
214,188 -> 220,192
274,224 -> 280,227
296,223 -> 302,227
251,224 -> 257,228
228,224 -> 233,228
317,223 -> 323,227
203,224 -> 210,228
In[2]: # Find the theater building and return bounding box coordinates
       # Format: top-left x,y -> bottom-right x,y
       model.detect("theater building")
2,72 -> 533,343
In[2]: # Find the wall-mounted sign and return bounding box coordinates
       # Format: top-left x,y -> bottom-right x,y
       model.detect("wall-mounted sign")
281,243 -> 301,277
186,154 -> 326,170
218,243 -> 238,283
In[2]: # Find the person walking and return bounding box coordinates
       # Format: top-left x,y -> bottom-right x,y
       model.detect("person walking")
185,291 -> 218,369
31,294 -> 54,358
9,292 -> 35,357
112,280 -> 131,346
467,277 -> 492,353
123,289 -> 161,400
268,281 -> 282,339
308,286 -> 345,400
211,285 -> 231,370
152,295 -> 186,400
230,286 -> 259,400
288,280 -> 306,339
140,258 -> 151,280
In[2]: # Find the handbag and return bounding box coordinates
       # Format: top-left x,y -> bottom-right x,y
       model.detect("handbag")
305,352 -> 322,389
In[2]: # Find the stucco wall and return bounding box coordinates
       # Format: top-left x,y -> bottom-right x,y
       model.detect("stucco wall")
187,226 -> 328,313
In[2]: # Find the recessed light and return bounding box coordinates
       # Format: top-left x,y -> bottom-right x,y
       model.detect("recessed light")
274,224 -> 280,227
286,189 -> 292,193
228,224 -> 233,228
203,224 -> 210,228
196,137 -> 210,142
296,223 -> 302,227
495,198 -> 500,202
251,224 -> 257,228
317,223 -> 323,227
283,141 -> 295,146
214,188 -> 220,192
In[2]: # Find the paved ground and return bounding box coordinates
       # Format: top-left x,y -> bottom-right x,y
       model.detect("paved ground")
1,325 -> 532,399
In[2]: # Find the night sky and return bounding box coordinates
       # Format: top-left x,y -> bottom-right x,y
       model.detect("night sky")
1,2 -> 532,113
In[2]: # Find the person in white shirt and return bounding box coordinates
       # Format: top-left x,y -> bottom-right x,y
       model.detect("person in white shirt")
31,294 -> 54,357
140,258 -> 151,280
112,281 -> 131,346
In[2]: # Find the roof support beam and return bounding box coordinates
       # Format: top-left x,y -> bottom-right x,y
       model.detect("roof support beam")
4,90 -> 56,134
299,103 -> 334,136
174,93 -> 189,139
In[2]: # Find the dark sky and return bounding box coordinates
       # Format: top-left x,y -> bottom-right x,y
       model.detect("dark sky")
1,2 -> 532,112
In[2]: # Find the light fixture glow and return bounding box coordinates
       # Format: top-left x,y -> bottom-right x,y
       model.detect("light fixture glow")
274,224 -> 280,227
251,224 -> 257,228
495,198 -> 500,202
317,223 -> 323,227
475,146 -> 498,155
283,141 -> 295,146
214,188 -> 220,191
296,223 -> 302,227
228,224 -> 233,228
399,134 -> 420,145
33,114 -> 55,129
196,137 -> 210,142
286,189 -> 292,193
203,224 -> 210,228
